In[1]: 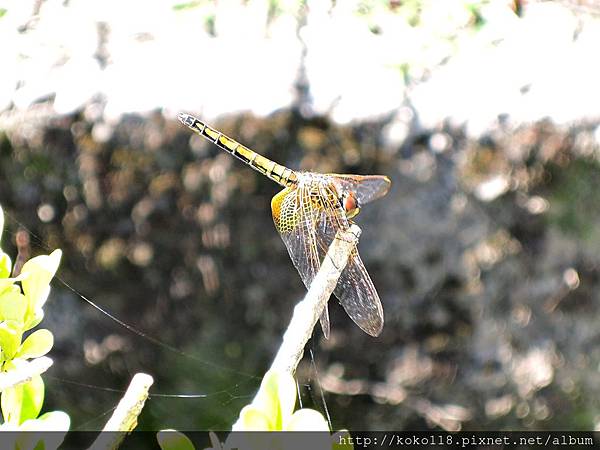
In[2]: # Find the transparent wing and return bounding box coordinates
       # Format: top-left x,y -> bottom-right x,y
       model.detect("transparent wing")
271,183 -> 332,337
316,181 -> 385,337
333,252 -> 384,336
329,174 -> 391,205
272,176 -> 384,337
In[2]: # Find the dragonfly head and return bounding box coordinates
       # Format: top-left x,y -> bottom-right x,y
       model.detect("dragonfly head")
343,191 -> 361,219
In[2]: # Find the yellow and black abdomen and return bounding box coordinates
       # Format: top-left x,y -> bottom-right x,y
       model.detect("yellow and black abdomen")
178,113 -> 296,188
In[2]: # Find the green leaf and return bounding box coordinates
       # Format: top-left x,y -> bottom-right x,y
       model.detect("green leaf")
33,410 -> 70,430
157,429 -> 196,450
21,249 -> 62,311
232,369 -> 300,431
13,411 -> 69,450
23,308 -> 45,332
1,376 -> 45,425
254,370 -> 296,429
0,279 -> 18,296
0,204 -> 4,243
0,291 -> 28,322
252,372 -> 281,429
233,405 -> 272,431
20,375 -> 45,423
0,204 -> 9,279
1,383 -> 23,425
286,408 -> 329,431
10,431 -> 43,450
332,430 -> 355,450
21,410 -> 70,432
0,251 -> 11,279
0,321 -> 22,360
15,329 -> 53,359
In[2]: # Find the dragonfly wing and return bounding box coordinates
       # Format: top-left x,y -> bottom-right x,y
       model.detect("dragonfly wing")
330,174 -> 391,205
311,180 -> 385,337
272,175 -> 384,337
333,251 -> 384,336
271,184 -> 332,337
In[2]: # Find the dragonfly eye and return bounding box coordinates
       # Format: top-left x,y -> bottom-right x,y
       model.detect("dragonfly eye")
343,192 -> 360,219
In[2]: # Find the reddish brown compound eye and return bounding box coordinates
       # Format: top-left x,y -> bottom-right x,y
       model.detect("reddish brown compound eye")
344,192 -> 358,213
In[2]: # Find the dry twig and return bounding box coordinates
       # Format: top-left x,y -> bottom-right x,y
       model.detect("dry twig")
270,224 -> 361,375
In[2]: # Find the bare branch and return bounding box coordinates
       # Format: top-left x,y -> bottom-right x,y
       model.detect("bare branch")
87,372 -> 154,450
270,224 -> 361,375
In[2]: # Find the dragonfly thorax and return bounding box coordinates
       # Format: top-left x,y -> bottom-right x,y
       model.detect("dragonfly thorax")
296,172 -> 361,220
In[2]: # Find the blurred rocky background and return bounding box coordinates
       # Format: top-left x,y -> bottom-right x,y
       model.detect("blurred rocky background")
1,0 -> 600,435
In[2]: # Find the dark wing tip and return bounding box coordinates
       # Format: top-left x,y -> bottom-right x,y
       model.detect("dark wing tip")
380,175 -> 392,197
366,316 -> 384,337
334,174 -> 392,204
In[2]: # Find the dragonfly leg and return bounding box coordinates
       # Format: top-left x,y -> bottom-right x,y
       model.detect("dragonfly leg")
319,308 -> 330,339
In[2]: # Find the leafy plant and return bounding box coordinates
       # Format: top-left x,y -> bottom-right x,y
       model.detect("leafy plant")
231,369 -> 330,432
157,369 -> 353,450
0,205 -> 70,449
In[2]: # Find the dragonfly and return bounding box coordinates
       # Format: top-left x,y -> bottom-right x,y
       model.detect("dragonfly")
178,112 -> 391,337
